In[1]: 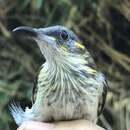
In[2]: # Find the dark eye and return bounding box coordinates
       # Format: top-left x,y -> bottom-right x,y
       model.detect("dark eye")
60,30 -> 69,41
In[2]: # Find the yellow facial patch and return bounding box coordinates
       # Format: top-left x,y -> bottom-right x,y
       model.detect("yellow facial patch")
75,42 -> 85,49
83,66 -> 97,74
87,68 -> 97,74
60,45 -> 68,51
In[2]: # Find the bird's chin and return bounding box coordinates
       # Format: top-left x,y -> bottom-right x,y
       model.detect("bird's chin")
37,44 -> 57,61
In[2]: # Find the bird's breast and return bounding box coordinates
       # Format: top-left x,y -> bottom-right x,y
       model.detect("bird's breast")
35,69 -> 99,122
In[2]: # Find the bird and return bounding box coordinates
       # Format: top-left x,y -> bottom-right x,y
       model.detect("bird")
10,25 -> 108,126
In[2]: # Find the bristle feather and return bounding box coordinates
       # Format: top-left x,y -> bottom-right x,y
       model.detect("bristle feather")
9,102 -> 24,126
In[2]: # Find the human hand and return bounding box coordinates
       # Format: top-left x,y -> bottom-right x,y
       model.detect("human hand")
17,120 -> 105,130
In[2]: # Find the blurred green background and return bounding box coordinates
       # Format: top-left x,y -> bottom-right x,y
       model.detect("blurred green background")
0,0 -> 130,130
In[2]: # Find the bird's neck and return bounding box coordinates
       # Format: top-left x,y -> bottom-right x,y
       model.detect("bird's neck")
40,53 -> 93,85
38,55 -> 86,97
45,53 -> 87,70
37,53 -> 96,101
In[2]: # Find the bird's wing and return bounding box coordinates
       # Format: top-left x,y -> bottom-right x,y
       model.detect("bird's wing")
32,66 -> 42,104
84,51 -> 108,116
97,78 -> 108,116
32,73 -> 38,104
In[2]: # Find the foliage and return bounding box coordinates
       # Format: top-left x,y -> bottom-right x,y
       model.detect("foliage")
0,0 -> 130,130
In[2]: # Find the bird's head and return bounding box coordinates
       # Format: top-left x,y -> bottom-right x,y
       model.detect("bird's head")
13,25 -> 86,65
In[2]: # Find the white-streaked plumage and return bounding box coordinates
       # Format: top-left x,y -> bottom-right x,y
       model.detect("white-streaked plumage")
10,25 -> 108,126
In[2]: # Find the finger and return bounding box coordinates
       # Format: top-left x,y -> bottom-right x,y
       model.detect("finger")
17,121 -> 54,130
53,120 -> 105,130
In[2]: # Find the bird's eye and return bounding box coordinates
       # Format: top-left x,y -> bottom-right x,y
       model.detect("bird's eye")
60,30 -> 69,41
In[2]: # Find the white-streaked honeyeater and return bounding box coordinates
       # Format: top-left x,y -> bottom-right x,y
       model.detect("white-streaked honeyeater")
10,25 -> 108,126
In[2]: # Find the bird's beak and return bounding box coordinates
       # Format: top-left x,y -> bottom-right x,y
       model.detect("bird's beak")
12,26 -> 37,38
12,26 -> 56,46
